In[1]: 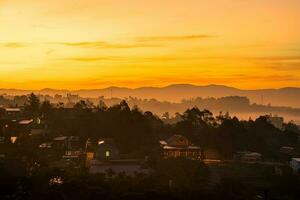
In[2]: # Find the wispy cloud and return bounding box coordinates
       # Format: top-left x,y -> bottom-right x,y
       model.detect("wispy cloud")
248,56 -> 300,61
232,74 -> 299,82
64,56 -> 122,62
136,34 -> 214,42
57,41 -> 162,49
263,62 -> 300,71
0,42 -> 28,48
55,34 -> 213,49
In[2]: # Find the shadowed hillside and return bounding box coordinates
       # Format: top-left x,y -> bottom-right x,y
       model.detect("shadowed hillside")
1,84 -> 300,108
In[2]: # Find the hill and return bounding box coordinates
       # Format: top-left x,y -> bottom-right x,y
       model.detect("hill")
1,84 -> 300,108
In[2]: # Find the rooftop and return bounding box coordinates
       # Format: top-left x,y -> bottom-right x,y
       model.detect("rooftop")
163,145 -> 200,150
53,136 -> 68,141
5,108 -> 21,112
18,119 -> 33,125
292,158 -> 300,162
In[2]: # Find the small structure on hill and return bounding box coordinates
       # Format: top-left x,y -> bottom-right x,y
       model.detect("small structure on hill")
159,135 -> 201,160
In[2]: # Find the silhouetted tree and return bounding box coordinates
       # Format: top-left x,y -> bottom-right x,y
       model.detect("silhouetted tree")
40,100 -> 53,120
24,93 -> 41,117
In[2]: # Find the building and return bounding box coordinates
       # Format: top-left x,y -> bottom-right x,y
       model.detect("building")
52,136 -> 68,150
267,114 -> 284,130
85,138 -> 120,168
280,146 -> 294,155
66,136 -> 81,151
159,135 -> 201,160
63,136 -> 84,159
234,151 -> 262,162
0,107 -> 21,120
94,138 -> 119,161
290,158 -> 300,174
18,119 -> 34,126
88,138 -> 150,176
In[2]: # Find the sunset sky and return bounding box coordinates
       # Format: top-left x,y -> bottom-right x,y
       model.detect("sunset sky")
0,0 -> 300,90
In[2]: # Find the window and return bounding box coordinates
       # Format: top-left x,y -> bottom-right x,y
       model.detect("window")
105,151 -> 110,157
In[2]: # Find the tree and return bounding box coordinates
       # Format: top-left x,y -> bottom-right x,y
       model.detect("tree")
24,93 -> 41,117
119,100 -> 130,111
162,112 -> 170,120
13,95 -> 27,107
97,100 -> 107,111
74,100 -> 88,110
41,100 -> 53,120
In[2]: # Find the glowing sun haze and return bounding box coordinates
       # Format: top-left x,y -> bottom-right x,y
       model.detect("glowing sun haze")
0,0 -> 299,89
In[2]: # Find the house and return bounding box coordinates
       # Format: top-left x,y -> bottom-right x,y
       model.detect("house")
160,135 -> 201,160
243,152 -> 262,161
88,138 -> 151,176
52,136 -> 82,152
85,138 -> 120,168
290,158 -> 300,174
18,119 -> 34,126
94,138 -> 119,161
280,146 -> 294,155
51,136 -> 82,159
52,136 -> 68,149
234,151 -> 262,162
0,107 -> 21,120
53,136 -> 68,142
63,136 -> 84,159
4,108 -> 21,113
66,136 -> 81,151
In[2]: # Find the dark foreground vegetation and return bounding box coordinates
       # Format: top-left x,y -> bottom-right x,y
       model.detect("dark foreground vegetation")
0,93 -> 300,199
1,159 -> 300,200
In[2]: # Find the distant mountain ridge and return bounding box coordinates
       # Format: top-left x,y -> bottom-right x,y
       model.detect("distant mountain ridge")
1,84 -> 300,108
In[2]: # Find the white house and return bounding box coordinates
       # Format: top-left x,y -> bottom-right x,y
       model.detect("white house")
290,158 -> 300,174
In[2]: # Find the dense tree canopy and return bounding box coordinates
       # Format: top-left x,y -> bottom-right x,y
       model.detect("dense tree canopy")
3,93 -> 300,159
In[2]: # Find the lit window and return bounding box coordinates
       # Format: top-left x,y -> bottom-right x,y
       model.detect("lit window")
105,151 -> 110,157
10,137 -> 17,144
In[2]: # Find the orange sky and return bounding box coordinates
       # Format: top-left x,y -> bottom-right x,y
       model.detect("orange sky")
0,0 -> 300,89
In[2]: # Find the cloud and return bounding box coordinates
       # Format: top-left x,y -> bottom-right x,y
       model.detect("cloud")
0,42 -> 28,48
248,56 -> 300,61
64,55 -> 216,63
56,34 -> 213,49
232,74 -> 299,82
64,56 -> 122,62
57,41 -> 162,49
263,62 -> 300,71
136,34 -> 214,42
